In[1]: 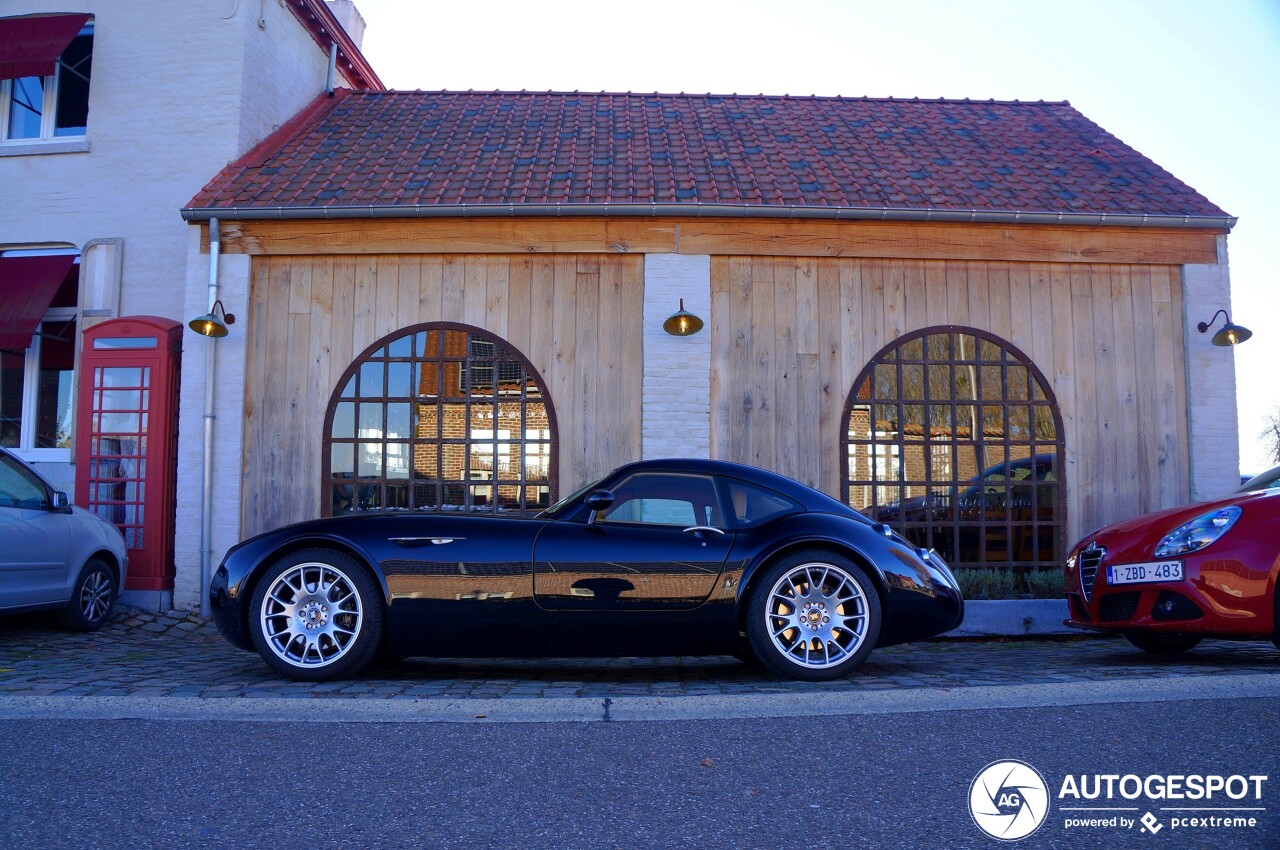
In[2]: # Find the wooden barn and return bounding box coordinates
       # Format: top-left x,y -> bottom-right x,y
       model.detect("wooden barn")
172,90 -> 1239,605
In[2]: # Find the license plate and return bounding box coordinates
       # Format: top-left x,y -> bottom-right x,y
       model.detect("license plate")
1107,561 -> 1184,586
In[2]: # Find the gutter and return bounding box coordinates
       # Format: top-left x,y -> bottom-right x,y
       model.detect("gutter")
179,202 -> 1236,230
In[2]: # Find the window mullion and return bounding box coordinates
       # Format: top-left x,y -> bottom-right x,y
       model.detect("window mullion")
41,70 -> 57,140
20,335 -> 41,449
0,78 -> 10,139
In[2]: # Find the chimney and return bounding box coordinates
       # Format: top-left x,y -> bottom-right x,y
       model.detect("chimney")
324,0 -> 366,49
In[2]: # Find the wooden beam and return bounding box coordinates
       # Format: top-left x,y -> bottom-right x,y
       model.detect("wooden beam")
206,216 -> 1221,266
673,219 -> 1219,265
214,218 -> 678,256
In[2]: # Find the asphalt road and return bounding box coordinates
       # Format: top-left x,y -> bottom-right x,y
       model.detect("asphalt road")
2,696 -> 1276,850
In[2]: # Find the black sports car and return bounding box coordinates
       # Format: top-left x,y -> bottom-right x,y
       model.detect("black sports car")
210,459 -> 964,681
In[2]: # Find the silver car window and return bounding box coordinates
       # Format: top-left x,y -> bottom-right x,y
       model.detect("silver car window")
0,454 -> 49,509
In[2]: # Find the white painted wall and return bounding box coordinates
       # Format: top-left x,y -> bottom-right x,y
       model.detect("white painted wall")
641,254 -> 711,459
0,0 -> 364,608
1182,236 -> 1242,502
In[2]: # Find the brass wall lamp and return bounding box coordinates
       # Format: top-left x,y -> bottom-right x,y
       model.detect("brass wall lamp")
662,299 -> 704,336
188,299 -> 236,338
1196,309 -> 1252,347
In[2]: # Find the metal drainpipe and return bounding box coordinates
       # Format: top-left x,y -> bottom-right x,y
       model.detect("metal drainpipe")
199,217 -> 220,617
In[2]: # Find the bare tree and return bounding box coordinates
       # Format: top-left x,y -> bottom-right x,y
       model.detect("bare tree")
1262,407 -> 1280,465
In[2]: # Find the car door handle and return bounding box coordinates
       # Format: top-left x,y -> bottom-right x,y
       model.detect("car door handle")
683,526 -> 725,536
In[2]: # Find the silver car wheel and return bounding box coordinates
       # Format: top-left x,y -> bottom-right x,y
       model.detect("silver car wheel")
79,568 -> 113,623
259,561 -> 363,669
764,561 -> 869,670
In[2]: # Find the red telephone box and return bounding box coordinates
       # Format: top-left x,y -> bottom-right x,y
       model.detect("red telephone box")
75,317 -> 182,599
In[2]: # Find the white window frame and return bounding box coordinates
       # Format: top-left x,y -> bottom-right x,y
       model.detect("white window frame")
0,20 -> 92,146
3,247 -> 79,463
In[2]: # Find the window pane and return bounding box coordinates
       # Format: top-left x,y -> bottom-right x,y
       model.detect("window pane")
54,33 -> 93,136
0,350 -> 23,448
7,76 -> 44,140
36,320 -> 76,448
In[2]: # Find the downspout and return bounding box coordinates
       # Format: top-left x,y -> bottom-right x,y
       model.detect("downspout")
199,217 -> 220,617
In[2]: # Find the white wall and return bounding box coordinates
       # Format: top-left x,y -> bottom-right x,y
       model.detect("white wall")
641,254 -> 712,459
1182,236 -> 1242,502
0,0 -> 363,608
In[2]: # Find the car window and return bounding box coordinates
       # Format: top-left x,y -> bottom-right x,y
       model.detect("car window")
596,473 -> 724,528
725,478 -> 801,526
0,454 -> 50,509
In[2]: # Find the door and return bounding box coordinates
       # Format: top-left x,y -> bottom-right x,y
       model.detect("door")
0,452 -> 70,608
533,471 -> 734,611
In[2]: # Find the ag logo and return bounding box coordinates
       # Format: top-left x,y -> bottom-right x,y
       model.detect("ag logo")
969,760 -> 1050,841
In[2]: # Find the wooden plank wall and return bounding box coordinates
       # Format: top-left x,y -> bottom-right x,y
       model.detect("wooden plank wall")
709,256 -> 1189,546
241,253 -> 644,536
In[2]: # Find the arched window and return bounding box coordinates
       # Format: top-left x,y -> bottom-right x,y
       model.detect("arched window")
842,327 -> 1064,572
323,323 -> 557,516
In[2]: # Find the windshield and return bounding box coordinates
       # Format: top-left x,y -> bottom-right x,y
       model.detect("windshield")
537,474 -> 609,519
1238,465 -> 1280,493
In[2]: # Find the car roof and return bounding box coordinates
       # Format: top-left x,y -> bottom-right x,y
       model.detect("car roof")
608,457 -> 859,516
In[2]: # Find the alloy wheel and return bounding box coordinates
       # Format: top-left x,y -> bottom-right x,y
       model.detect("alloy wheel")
79,568 -> 113,624
259,562 -> 364,669
764,561 -> 869,670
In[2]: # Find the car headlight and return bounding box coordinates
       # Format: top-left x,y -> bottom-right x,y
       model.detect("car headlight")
1153,506 -> 1241,558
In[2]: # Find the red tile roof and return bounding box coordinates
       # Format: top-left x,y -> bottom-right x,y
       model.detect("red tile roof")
184,90 -> 1232,227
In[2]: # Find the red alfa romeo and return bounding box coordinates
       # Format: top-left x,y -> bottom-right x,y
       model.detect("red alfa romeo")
1064,480 -> 1280,653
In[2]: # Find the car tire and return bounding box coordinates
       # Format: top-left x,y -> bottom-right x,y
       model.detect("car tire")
1123,631 -> 1203,655
248,549 -> 384,681
57,558 -> 117,632
746,550 -> 881,681
1273,589 -> 1280,652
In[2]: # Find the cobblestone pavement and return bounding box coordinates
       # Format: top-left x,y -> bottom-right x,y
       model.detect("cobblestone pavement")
0,605 -> 1275,701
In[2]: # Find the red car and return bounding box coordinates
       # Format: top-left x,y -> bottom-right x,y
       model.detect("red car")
1064,484 -> 1280,653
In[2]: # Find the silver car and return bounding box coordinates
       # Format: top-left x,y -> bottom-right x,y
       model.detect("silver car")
0,449 -> 128,630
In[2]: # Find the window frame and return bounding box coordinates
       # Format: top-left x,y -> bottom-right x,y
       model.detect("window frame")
0,20 -> 93,147
1,247 -> 80,464
321,321 -> 559,517
841,325 -> 1066,572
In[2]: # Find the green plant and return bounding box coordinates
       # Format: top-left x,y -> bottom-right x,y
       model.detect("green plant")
955,567 -> 1064,600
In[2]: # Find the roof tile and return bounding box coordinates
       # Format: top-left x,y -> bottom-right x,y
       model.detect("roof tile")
185,90 -> 1231,222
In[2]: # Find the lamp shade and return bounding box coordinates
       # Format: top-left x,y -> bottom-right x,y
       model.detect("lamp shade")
1211,322 -> 1252,347
662,299 -> 704,336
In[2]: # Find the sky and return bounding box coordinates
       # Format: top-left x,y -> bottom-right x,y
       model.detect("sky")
349,0 -> 1280,474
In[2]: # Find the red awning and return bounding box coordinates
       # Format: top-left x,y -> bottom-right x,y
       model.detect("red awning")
0,14 -> 90,81
0,254 -> 76,351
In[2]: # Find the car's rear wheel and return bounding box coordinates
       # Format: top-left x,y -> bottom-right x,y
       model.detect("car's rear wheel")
57,558 -> 116,632
248,549 -> 383,681
1123,631 -> 1202,655
746,550 -> 881,681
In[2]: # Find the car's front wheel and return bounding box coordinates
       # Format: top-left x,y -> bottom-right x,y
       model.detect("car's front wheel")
1123,631 -> 1203,655
746,550 -> 881,681
248,549 -> 384,681
58,558 -> 116,632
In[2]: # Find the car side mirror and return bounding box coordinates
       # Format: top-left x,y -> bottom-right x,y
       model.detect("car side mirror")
52,491 -> 70,511
584,489 -> 614,526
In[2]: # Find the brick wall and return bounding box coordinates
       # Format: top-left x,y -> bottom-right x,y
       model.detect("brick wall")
1182,236 -> 1241,501
642,254 -> 711,459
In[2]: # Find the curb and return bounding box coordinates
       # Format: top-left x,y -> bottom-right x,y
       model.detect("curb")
945,599 -> 1074,637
